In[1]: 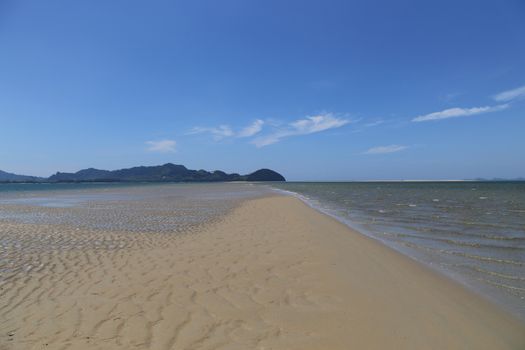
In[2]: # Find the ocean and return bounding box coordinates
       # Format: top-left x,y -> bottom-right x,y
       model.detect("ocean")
269,181 -> 525,320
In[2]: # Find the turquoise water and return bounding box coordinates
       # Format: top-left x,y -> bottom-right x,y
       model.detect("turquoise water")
269,182 -> 525,320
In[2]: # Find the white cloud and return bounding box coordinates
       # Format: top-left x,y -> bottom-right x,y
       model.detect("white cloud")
146,139 -> 176,153
290,114 -> 349,133
364,145 -> 408,154
252,133 -> 283,148
252,113 -> 350,147
412,104 -> 509,122
187,113 -> 350,147
188,120 -> 264,140
237,119 -> 264,138
493,85 -> 525,102
187,125 -> 234,140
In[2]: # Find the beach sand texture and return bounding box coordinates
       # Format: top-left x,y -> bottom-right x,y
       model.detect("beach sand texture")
1,196 -> 524,349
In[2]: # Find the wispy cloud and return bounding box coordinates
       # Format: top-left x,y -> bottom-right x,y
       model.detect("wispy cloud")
493,85 -> 525,102
188,120 -> 265,140
237,119 -> 264,138
187,125 -> 234,140
146,139 -> 176,153
187,113 -> 350,147
364,145 -> 408,154
364,120 -> 384,127
412,104 -> 509,122
252,113 -> 350,147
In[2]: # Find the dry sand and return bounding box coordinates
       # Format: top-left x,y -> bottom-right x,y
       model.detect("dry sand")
1,196 -> 524,349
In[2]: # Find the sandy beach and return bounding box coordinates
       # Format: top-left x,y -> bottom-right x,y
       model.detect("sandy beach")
1,195 -> 524,349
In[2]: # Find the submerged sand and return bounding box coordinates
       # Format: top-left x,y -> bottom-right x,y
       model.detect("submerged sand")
1,196 -> 524,349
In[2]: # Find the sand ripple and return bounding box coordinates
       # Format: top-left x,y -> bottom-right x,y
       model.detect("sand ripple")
1,196 -> 524,349
0,197 -> 344,349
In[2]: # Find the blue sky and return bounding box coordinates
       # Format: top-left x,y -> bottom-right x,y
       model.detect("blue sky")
0,0 -> 524,180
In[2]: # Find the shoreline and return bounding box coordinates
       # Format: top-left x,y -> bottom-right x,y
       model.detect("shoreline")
1,195 -> 524,349
271,186 -> 525,322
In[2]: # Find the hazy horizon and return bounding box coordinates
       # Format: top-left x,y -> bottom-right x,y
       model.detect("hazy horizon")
1,1 -> 524,180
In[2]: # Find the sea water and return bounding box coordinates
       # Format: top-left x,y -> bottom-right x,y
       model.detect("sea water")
269,181 -> 525,320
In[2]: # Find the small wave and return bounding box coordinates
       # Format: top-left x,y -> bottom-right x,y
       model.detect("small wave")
399,241 -> 523,266
383,232 -> 525,251
469,266 -> 525,282
450,251 -> 523,266
390,224 -> 525,242
481,279 -> 525,294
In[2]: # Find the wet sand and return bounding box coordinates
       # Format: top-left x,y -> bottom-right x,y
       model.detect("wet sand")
1,196 -> 524,349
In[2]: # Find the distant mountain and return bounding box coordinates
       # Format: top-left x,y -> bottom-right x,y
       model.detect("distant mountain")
44,163 -> 285,183
48,168 -> 112,182
245,169 -> 286,182
0,170 -> 42,182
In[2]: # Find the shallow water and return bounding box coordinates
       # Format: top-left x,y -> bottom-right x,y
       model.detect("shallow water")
269,181 -> 525,320
0,183 -> 270,231
0,182 -> 272,281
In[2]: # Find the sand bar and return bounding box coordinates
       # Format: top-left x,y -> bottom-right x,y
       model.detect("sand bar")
1,195 -> 524,349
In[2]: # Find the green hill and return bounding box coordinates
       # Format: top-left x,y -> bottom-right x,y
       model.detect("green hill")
43,163 -> 285,183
